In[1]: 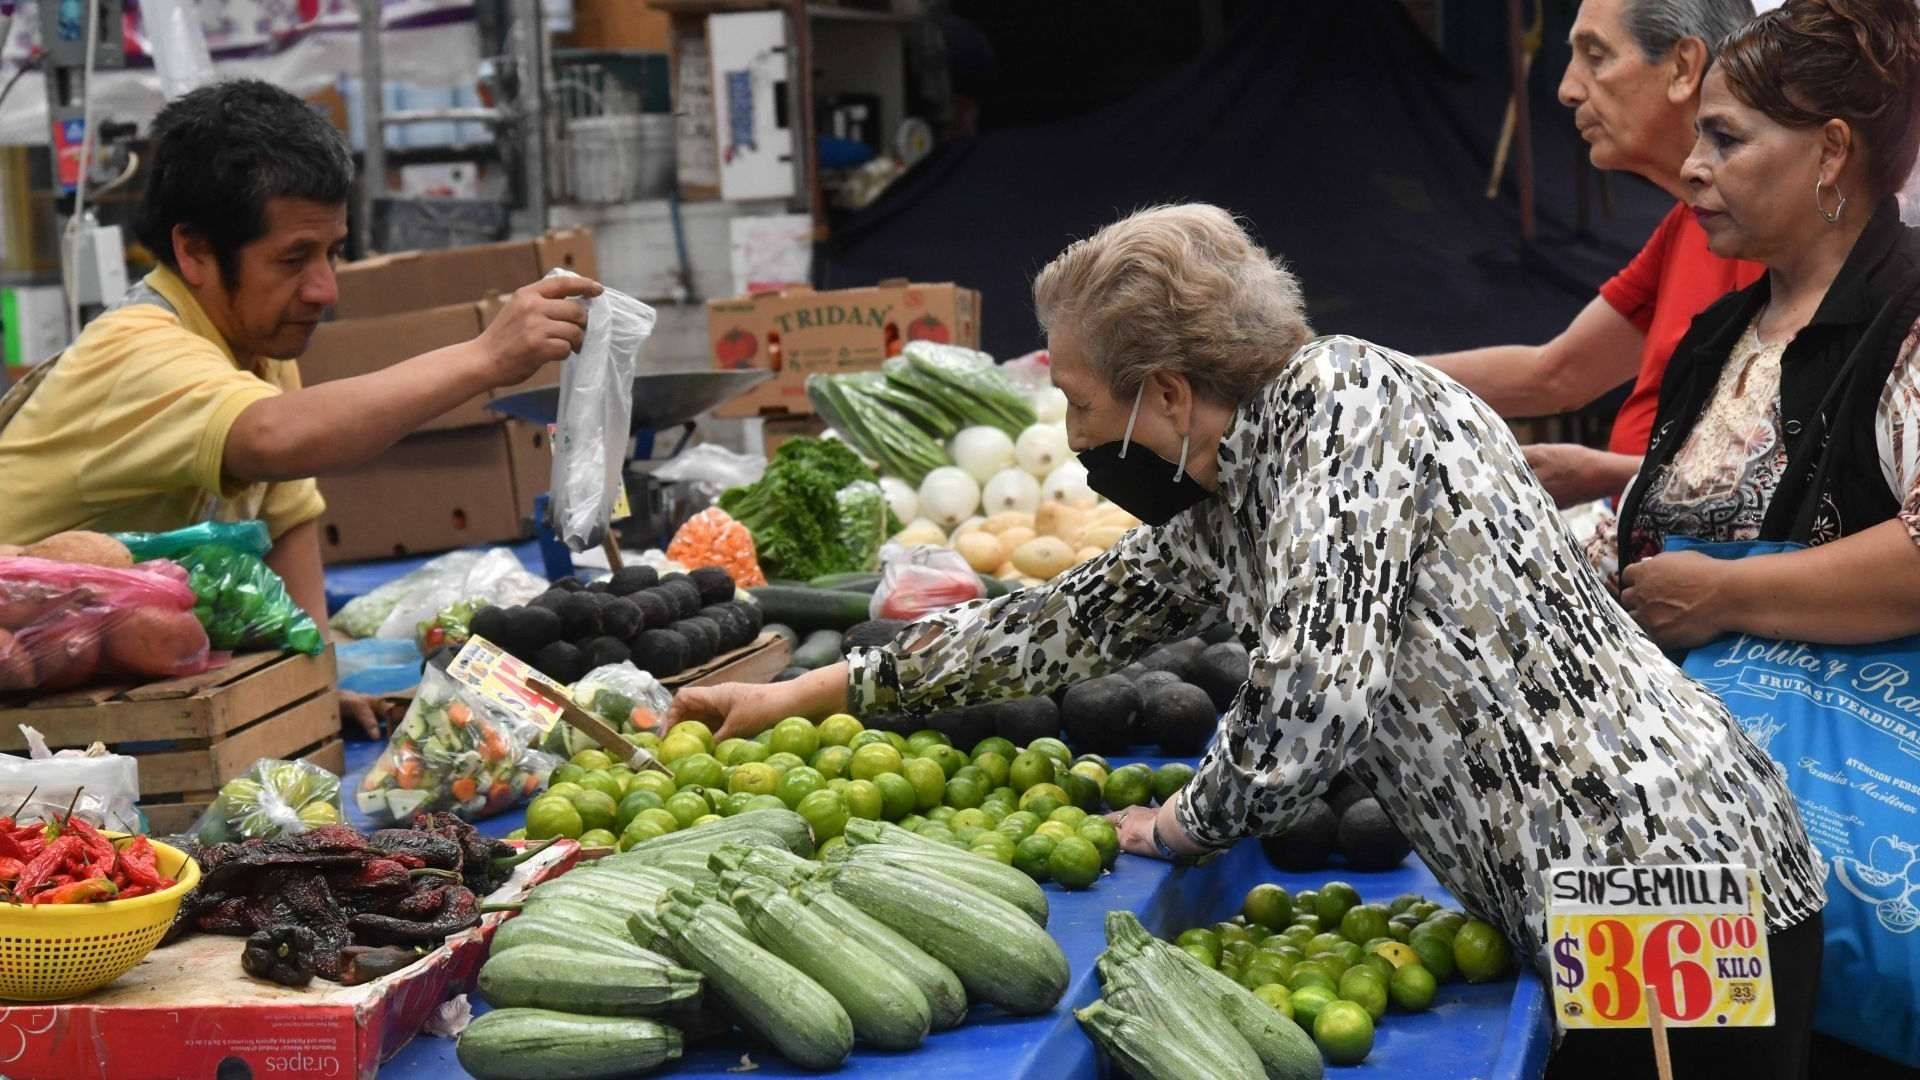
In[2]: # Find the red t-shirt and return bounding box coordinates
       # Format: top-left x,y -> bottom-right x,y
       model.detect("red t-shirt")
1597,203 -> 1765,454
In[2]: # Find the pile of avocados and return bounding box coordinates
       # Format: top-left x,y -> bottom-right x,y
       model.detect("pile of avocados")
467,565 -> 762,684
1260,771 -> 1414,872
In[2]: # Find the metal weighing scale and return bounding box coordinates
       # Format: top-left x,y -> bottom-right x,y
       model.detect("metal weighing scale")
488,369 -> 773,579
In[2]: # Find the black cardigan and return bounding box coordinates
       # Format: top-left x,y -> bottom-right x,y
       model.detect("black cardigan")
1617,199 -> 1920,567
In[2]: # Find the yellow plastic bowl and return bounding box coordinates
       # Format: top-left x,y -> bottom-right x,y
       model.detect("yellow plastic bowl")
0,839 -> 201,1001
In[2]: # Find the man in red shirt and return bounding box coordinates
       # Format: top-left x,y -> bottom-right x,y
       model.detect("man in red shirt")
1428,0 -> 1761,506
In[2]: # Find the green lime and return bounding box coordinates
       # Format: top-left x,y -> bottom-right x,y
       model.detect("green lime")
1069,760 -> 1110,789
773,766 -> 826,809
567,789 -> 619,834
1180,942 -> 1221,969
1287,962 -> 1337,994
997,810 -> 1041,841
1389,962 -> 1437,1011
763,752 -> 806,775
1240,952 -> 1294,991
850,730 -> 893,751
906,729 -> 951,754
971,736 -> 1017,761
713,738 -> 754,766
809,744 -> 854,781
670,720 -> 716,752
627,772 -> 677,801
918,744 -> 969,779
1359,954 -> 1397,983
916,823 -> 961,847
971,751 -> 1011,790
926,805 -> 957,823
1018,784 -> 1070,819
900,757 -> 947,810
721,791 -> 756,817
1176,926 -> 1221,959
1290,985 -> 1337,1030
616,789 -> 665,830
754,731 -> 773,745
970,833 -> 1016,864
1409,934 -> 1455,981
1012,834 -> 1057,881
1307,932 -> 1347,957
1102,766 -> 1153,811
1030,820 -> 1074,844
632,807 -> 679,834
548,763 -> 586,788
1151,762 -> 1196,802
1057,769 -> 1104,812
1252,983 -> 1294,1020
1313,999 -> 1375,1066
1048,835 -> 1102,889
845,742 -> 901,781
872,772 -> 918,820
664,791 -> 710,830
1008,750 -> 1058,792
1317,953 -> 1352,980
657,733 -> 704,764
943,776 -> 985,810
1243,884 -> 1294,931
1388,892 -> 1423,916
617,817 -> 669,850
1026,737 -> 1072,770
525,796 -> 584,840
796,788 -> 851,842
569,749 -> 615,772
1425,909 -> 1468,935
949,808 -> 994,833
669,753 -> 724,790
817,713 -> 864,748
1452,919 -> 1512,984
1338,967 -> 1389,1020
544,781 -> 586,803
578,828 -> 617,848
742,793 -> 789,815
1076,817 -> 1120,869
843,778 -> 884,821
692,813 -> 723,828
728,762 -> 781,797
1314,881 -> 1361,929
951,823 -> 987,845
730,737 -> 774,765
1407,900 -> 1442,921
978,801 -> 1010,825
1046,805 -> 1089,829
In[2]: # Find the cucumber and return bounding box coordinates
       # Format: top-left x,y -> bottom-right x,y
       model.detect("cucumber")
490,911 -> 671,962
749,585 -> 873,632
478,944 -> 702,1017
841,841 -> 1050,925
797,887 -> 969,1031
606,830 -> 790,881
708,843 -> 819,886
729,876 -> 932,1050
660,893 -> 854,1069
765,623 -> 800,649
456,1008 -> 682,1080
792,629 -> 845,669
604,809 -> 814,860
828,859 -> 1069,1015
526,865 -> 693,911
807,571 -> 883,592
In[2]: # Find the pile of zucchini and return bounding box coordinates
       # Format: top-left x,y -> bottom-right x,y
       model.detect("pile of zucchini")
457,807 -> 1071,1079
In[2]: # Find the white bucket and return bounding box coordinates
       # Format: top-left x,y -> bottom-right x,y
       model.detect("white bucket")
567,115 -> 676,203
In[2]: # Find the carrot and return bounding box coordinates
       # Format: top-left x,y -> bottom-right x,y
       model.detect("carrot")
447,702 -> 472,729
450,777 -> 478,802
667,508 -> 768,587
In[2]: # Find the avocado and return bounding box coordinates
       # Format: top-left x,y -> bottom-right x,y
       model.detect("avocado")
934,705 -> 996,751
1324,771 -> 1371,818
630,591 -> 672,633
869,712 -> 919,735
671,618 -> 721,666
551,576 -> 586,592
514,606 -> 564,652
699,605 -> 754,651
842,619 -> 909,653
631,629 -> 689,678
580,636 -> 632,673
1143,681 -> 1216,755
528,591 -> 569,613
731,600 -> 765,638
1198,612 -> 1235,645
1160,638 -> 1210,682
689,567 -> 737,606
585,580 -> 611,594
467,605 -> 511,650
1337,797 -> 1412,870
650,580 -> 702,622
1062,676 -> 1141,753
1116,663 -> 1151,683
601,597 -> 643,640
1260,798 -> 1339,872
533,640 -> 586,684
1133,670 -> 1185,697
608,566 -> 659,597
1139,648 -> 1183,676
771,666 -> 809,683
556,592 -> 603,642
1191,642 -> 1250,712
996,696 -> 1060,745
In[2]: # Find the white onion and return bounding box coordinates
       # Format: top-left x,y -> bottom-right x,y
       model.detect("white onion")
1015,423 -> 1072,477
917,467 -> 981,529
1032,386 -> 1069,424
879,476 -> 919,524
1043,460 -> 1093,505
948,426 -> 1016,484
981,468 -> 1042,515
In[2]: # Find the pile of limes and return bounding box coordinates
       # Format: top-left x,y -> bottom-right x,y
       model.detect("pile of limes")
1170,882 -> 1513,1066
513,712 -> 1199,892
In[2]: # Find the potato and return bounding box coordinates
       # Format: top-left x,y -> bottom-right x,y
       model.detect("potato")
1093,507 -> 1142,529
955,531 -> 1006,574
29,615 -> 104,691
997,526 -> 1037,553
993,561 -> 1019,580
0,545 -> 23,558
1075,546 -> 1104,563
1075,522 -> 1132,550
1011,536 -> 1076,580
980,511 -> 1035,536
1035,501 -> 1092,543
23,531 -> 132,569
950,516 -> 987,540
0,629 -> 35,691
104,606 -> 209,678
893,518 -> 949,548
0,583 -> 70,631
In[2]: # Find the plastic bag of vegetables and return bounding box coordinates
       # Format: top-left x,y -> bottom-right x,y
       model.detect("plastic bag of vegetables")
186,757 -> 343,845
0,556 -> 214,692
540,661 -> 673,757
114,521 -> 324,655
330,550 -> 485,640
355,662 -> 560,825
869,543 -> 985,621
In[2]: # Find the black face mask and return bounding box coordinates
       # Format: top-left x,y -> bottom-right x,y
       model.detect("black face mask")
1077,385 -> 1213,527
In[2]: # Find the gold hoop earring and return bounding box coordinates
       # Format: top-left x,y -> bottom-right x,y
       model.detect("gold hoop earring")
1815,179 -> 1847,224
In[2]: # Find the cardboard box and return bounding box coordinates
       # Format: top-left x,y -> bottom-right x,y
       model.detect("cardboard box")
762,413 -> 826,456
299,297 -> 557,432
1,843 -> 577,1080
505,418 -> 553,528
333,229 -> 598,319
564,0 -> 672,49
708,280 -> 981,418
318,427 -> 526,562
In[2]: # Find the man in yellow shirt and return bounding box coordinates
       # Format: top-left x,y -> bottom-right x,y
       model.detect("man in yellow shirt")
0,80 -> 599,735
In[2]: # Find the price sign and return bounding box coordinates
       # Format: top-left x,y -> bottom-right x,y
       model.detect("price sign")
446,636 -> 568,735
1547,864 -> 1774,1030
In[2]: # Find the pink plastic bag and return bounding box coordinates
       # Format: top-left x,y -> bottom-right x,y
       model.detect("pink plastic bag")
0,556 -> 215,692
870,544 -> 986,621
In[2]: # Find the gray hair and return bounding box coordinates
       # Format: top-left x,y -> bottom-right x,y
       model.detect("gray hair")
1622,0 -> 1756,61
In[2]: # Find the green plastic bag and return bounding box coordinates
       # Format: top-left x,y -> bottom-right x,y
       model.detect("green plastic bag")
114,521 -> 325,655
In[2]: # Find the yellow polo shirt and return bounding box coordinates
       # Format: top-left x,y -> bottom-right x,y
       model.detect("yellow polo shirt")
0,268 -> 325,546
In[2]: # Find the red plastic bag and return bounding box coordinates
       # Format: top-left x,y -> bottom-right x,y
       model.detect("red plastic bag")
0,556 -> 215,692
870,544 -> 986,621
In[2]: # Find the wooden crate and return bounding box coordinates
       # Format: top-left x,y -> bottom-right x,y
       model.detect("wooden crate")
662,631 -> 792,689
0,651 -> 342,833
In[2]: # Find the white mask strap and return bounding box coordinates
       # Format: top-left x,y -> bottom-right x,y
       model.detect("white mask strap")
1174,434 -> 1189,482
1119,383 -> 1144,459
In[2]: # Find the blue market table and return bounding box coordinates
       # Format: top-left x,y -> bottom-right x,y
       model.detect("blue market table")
343,739 -> 1554,1079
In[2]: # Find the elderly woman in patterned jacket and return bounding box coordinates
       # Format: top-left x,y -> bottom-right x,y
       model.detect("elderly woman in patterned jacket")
668,204 -> 1827,1077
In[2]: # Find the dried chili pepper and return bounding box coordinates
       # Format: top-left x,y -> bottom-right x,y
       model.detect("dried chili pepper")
241,926 -> 319,987
337,944 -> 422,985
15,835 -> 81,897
32,877 -> 117,905
366,830 -> 462,871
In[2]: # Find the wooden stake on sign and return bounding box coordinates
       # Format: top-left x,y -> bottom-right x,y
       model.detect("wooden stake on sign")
601,533 -> 625,573
525,676 -> 669,777
1646,981 -> 1674,1080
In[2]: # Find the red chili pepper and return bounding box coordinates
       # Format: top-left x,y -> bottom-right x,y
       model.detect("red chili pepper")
116,884 -> 152,900
116,837 -> 164,889
65,819 -> 115,879
31,877 -> 117,905
13,835 -> 79,897
0,857 -> 24,882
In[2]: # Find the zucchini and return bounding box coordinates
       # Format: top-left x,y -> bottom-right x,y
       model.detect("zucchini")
607,830 -> 790,881
1098,912 -> 1266,1077
807,571 -> 883,592
478,944 -> 702,1017
749,585 -> 873,632
765,623 -> 800,649
792,629 -> 845,669
1167,936 -> 1323,1079
456,1008 -> 682,1080
660,892 -> 854,1069
729,875 -> 932,1050
841,841 -> 1050,925
490,911 -> 671,963
525,865 -> 693,911
708,843 -> 819,886
797,886 -> 969,1031
828,859 -> 1069,1015
1077,999 -> 1244,1080
606,809 -> 815,860
516,895 -> 653,945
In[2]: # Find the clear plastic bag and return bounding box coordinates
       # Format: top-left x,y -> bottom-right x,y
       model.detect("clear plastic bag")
331,550 -> 487,640
869,543 -> 986,621
374,547 -> 547,642
354,662 -> 559,825
115,521 -> 324,655
548,268 -> 657,551
137,0 -> 216,99
0,556 -> 214,692
540,662 -> 673,757
184,757 -> 344,845
651,443 -> 767,510
0,727 -> 141,832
